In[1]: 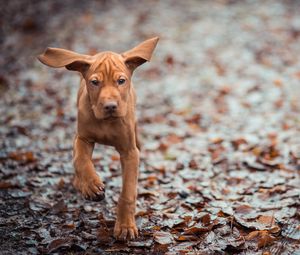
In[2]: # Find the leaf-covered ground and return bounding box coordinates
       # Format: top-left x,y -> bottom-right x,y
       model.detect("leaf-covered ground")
1,0 -> 300,254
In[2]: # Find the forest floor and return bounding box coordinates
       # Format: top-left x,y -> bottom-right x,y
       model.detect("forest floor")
0,0 -> 300,254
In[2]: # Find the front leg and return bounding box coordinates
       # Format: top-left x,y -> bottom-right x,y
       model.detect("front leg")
114,147 -> 140,240
73,135 -> 105,201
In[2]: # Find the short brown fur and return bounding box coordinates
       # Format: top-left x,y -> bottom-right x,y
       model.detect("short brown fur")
38,37 -> 159,240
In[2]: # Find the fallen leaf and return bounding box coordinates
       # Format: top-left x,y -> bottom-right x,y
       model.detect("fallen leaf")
282,221 -> 300,240
0,181 -> 18,189
153,231 -> 174,245
175,235 -> 199,242
8,151 -> 36,163
47,237 -> 74,253
128,239 -> 153,247
97,228 -> 111,243
50,200 -> 67,214
184,223 -> 212,235
245,230 -> 276,249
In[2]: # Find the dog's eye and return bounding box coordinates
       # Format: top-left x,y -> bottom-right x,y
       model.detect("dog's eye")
90,79 -> 99,86
117,78 -> 126,85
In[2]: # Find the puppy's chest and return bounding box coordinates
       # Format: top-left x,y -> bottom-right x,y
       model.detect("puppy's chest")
83,121 -> 125,146
95,128 -> 118,145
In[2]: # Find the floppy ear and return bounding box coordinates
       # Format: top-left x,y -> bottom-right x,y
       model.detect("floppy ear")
122,37 -> 159,72
37,47 -> 92,73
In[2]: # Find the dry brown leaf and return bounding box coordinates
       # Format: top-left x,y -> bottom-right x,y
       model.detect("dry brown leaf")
8,151 -> 36,162
0,181 -> 18,189
245,230 -> 276,249
235,204 -> 253,214
184,224 -> 211,235
257,215 -> 275,227
175,235 -> 199,242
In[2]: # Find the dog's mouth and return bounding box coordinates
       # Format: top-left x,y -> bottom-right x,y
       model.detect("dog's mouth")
103,115 -> 119,120
92,106 -> 121,120
102,111 -> 122,120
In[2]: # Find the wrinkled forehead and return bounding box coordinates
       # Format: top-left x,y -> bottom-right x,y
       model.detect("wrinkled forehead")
89,52 -> 128,77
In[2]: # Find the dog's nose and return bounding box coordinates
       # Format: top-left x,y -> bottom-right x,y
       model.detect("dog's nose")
104,101 -> 117,113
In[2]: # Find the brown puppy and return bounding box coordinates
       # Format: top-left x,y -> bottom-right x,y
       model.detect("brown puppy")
38,37 -> 159,240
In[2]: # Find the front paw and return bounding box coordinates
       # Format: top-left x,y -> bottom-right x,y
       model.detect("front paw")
113,220 -> 138,240
73,174 -> 105,201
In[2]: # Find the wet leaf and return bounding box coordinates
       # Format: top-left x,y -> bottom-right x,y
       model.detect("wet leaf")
50,200 -> 67,214
97,228 -> 111,243
153,231 -> 174,245
282,221 -> 300,240
47,237 -> 74,253
128,239 -> 153,247
29,198 -> 51,212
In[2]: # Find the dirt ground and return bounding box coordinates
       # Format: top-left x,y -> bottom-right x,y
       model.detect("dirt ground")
0,0 -> 300,254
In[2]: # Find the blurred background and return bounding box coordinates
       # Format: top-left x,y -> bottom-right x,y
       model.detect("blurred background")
0,0 -> 300,254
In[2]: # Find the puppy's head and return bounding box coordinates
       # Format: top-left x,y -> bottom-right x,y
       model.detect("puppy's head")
38,37 -> 159,120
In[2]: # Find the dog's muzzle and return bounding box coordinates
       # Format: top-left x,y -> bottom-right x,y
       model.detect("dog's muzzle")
103,101 -> 118,114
